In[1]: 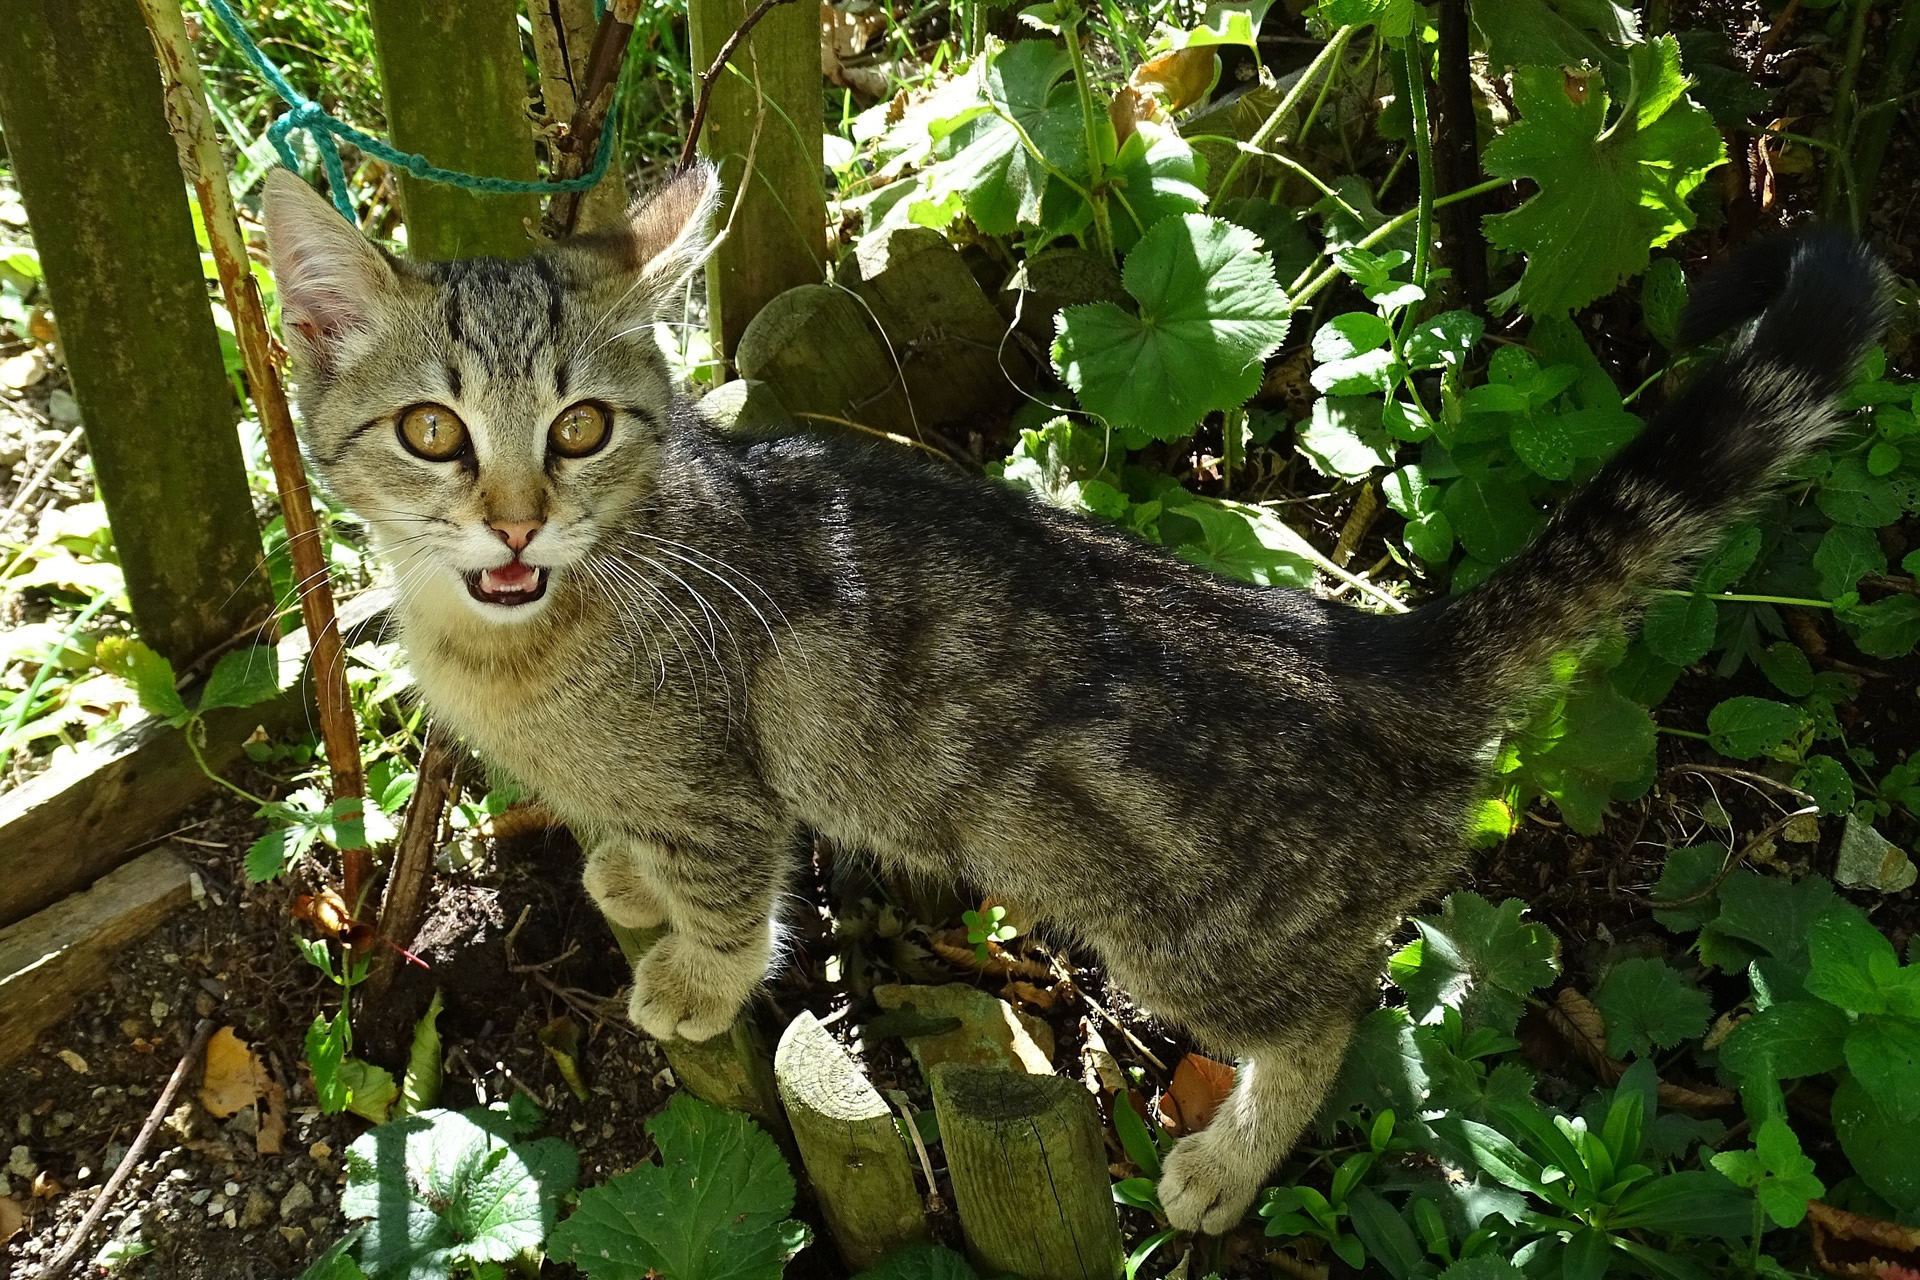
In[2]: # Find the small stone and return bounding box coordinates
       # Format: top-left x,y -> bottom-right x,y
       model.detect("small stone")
277,1226 -> 307,1245
223,1181 -> 240,1197
0,1172 -> 11,1197
6,1147 -> 32,1178
278,1182 -> 314,1220
225,1108 -> 257,1139
222,1208 -> 237,1229
47,388 -> 81,427
240,1189 -> 273,1228
206,1196 -> 226,1218
190,1188 -> 212,1207
55,1050 -> 89,1075
1836,814 -> 1918,893
51,1112 -> 74,1132
188,873 -> 207,905
1782,812 -> 1821,844
307,1142 -> 330,1163
149,998 -> 170,1023
194,993 -> 216,1018
14,1115 -> 30,1138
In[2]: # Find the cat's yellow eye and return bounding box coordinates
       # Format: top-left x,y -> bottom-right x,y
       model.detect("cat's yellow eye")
396,403 -> 468,461
549,402 -> 611,458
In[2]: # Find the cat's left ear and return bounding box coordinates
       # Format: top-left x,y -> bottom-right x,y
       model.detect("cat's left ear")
623,161 -> 723,291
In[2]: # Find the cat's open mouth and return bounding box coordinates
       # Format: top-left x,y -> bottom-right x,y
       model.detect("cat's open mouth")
466,562 -> 550,607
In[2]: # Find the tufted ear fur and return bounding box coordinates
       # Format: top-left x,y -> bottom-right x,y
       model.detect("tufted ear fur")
625,160 -> 723,289
262,167 -> 399,376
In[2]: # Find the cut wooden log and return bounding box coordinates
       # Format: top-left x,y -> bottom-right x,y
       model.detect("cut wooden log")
0,593 -> 386,929
874,982 -> 1055,1074
735,284 -> 913,434
608,922 -> 786,1137
928,1063 -> 1124,1280
699,378 -> 792,436
837,226 -> 1027,425
774,1011 -> 928,1268
1,847 -> 195,1067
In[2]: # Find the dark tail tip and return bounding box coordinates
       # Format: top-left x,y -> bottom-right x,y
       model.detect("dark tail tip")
1678,227 -> 1889,384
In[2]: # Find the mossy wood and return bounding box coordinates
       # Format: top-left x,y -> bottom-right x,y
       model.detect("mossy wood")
735,285 -> 913,433
0,595 -> 385,930
609,923 -> 786,1136
0,0 -> 271,667
366,0 -> 541,261
774,1011 -> 929,1268
528,0 -> 627,233
688,0 -> 828,361
929,1063 -> 1125,1280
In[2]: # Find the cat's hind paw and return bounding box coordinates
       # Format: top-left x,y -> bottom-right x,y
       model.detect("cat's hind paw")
583,843 -> 668,930
626,929 -> 768,1042
1159,1127 -> 1264,1236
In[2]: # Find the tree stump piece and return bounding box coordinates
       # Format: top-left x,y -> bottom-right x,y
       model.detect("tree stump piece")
699,378 -> 791,436
774,1011 -> 928,1268
928,1063 -> 1124,1280
735,285 -> 913,434
874,983 -> 1054,1074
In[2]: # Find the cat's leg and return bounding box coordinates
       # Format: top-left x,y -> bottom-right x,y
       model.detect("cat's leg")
580,838 -> 667,929
625,831 -> 788,1043
1158,1016 -> 1356,1235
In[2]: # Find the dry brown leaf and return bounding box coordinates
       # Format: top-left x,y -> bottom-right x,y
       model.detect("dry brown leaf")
1002,979 -> 1055,1010
1131,47 -> 1216,115
1109,86 -> 1160,148
1807,1200 -> 1920,1280
199,1027 -> 267,1120
928,929 -> 1051,979
1549,989 -> 1735,1112
256,1076 -> 287,1156
1157,1052 -> 1236,1136
0,1196 -> 24,1247
30,1172 -> 60,1200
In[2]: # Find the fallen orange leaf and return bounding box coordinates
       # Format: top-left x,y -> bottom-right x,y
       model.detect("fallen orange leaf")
1156,1052 -> 1236,1136
199,1027 -> 267,1120
0,1196 -> 23,1247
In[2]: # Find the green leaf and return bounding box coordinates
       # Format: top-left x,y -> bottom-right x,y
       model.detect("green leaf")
1836,594 -> 1920,659
1298,396 -> 1397,478
1794,756 -> 1856,817
1643,594 -> 1717,665
1712,870 -> 1838,973
1481,37 -> 1725,316
1321,0 -> 1417,37
1346,1187 -> 1425,1280
1509,411 -> 1578,480
396,991 -> 444,1118
1806,904 -> 1899,1014
343,1107 -> 579,1280
1313,312 -> 1392,361
1556,406 -> 1643,459
340,1058 -> 397,1125
1717,999 -> 1849,1081
1593,957 -> 1711,1057
1609,1169 -> 1753,1238
1471,0 -> 1638,78
95,636 -> 190,725
855,1244 -> 979,1280
1439,1260 -> 1527,1280
1813,525 -> 1888,599
307,1011 -> 350,1114
199,646 -> 287,713
548,1094 -> 810,1280
1818,455 -> 1903,527
1163,493 -> 1318,586
1696,523 -> 1761,592
920,42 -> 1083,235
1405,311 -> 1485,372
1054,214 -> 1291,439
1642,256 -> 1688,348
1705,696 -> 1802,759
1709,1119 -> 1823,1229
1651,844 -> 1727,932
1107,122 -> 1209,255
1756,642 -> 1815,698
1512,677 -> 1657,834
246,825 -> 319,884
1444,471 -> 1541,563
1390,892 -> 1560,1033
1834,1073 -> 1920,1211
1114,1091 -> 1162,1181
1430,1117 -> 1549,1197
1845,1015 -> 1920,1123
298,1231 -> 370,1280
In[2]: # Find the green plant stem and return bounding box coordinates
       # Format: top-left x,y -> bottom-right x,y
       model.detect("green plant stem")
183,719 -> 276,808
1653,589 -> 1835,609
1659,727 -> 1712,741
1209,24 -> 1357,211
0,592 -> 115,772
1061,15 -> 1115,261
1852,0 -> 1920,212
1821,0 -> 1876,226
1287,175 -> 1508,306
1402,40 -> 1437,306
1189,133 -> 1362,214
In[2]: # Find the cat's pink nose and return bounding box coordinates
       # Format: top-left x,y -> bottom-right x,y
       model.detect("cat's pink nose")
490,519 -> 541,551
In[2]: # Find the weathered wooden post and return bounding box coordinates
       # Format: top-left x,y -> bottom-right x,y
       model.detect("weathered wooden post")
689,0 -> 829,362
775,1011 -> 929,1268
529,0 -> 629,234
366,0 -> 541,260
929,1063 -> 1125,1280
0,0 -> 271,667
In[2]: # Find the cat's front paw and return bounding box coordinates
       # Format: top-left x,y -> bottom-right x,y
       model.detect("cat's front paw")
582,843 -> 667,930
626,930 -> 769,1042
1160,1127 -> 1263,1235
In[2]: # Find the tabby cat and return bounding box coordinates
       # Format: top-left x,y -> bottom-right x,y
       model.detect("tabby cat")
262,163 -> 1884,1233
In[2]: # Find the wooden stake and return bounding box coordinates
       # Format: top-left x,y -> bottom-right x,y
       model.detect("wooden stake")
775,1011 -> 928,1268
136,0 -> 369,911
929,1063 -> 1124,1280
367,726 -> 459,997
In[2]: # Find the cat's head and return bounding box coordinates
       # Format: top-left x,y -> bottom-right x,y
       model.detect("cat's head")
261,164 -> 719,625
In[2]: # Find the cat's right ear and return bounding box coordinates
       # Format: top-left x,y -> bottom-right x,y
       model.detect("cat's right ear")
262,168 -> 396,376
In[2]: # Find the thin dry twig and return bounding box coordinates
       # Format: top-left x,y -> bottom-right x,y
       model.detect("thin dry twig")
0,423 -> 84,535
677,0 -> 805,170
42,1019 -> 218,1280
1647,803 -> 1820,910
367,726 -> 459,997
543,0 -> 641,236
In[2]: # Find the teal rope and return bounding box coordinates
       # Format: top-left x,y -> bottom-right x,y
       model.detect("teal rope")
203,0 -> 617,224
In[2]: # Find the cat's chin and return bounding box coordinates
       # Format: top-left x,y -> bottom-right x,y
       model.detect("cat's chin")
463,566 -> 552,612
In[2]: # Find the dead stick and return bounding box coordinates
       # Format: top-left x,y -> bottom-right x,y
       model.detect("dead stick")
545,0 -> 641,236
42,1019 -> 218,1280
366,726 -> 458,997
137,0 -> 369,911
678,0 -> 804,171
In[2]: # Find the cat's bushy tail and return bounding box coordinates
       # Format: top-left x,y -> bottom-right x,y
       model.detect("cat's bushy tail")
1430,227 -> 1888,699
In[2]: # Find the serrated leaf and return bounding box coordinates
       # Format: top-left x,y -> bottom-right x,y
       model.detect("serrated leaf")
1651,844 -> 1726,931
1444,471 -> 1540,563
1297,396 -> 1396,478
1054,214 -> 1291,439
1594,956 -> 1712,1057
1794,755 -> 1856,817
1643,257 -> 1688,348
1390,892 -> 1560,1033
95,636 -> 190,725
1472,0 -> 1638,77
925,41 -> 1083,234
1321,0 -> 1417,37
1107,122 -> 1209,255
1813,525 -> 1887,599
1712,870 -> 1838,974
548,1094 -> 809,1280
1512,677 -> 1657,834
1836,594 -> 1920,659
1806,904 -> 1898,1014
1705,696 -> 1802,759
1405,311 -> 1484,372
1481,37 -> 1725,316
1846,1015 -> 1920,1122
199,646 -> 287,713
855,1244 -> 979,1280
1643,594 -> 1717,665
1833,1073 -> 1920,1211
1818,455 -> 1904,527
343,1108 -> 577,1280
1164,493 -> 1319,586
1719,999 -> 1849,1081
1313,312 -> 1392,362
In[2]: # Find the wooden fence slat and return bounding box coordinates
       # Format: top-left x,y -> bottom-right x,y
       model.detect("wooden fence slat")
366,0 -> 542,261
0,0 -> 272,667
689,0 -> 828,362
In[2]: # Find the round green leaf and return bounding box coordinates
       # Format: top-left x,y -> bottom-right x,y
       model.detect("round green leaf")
1642,594 -> 1717,665
1705,696 -> 1802,759
1444,472 -> 1541,563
